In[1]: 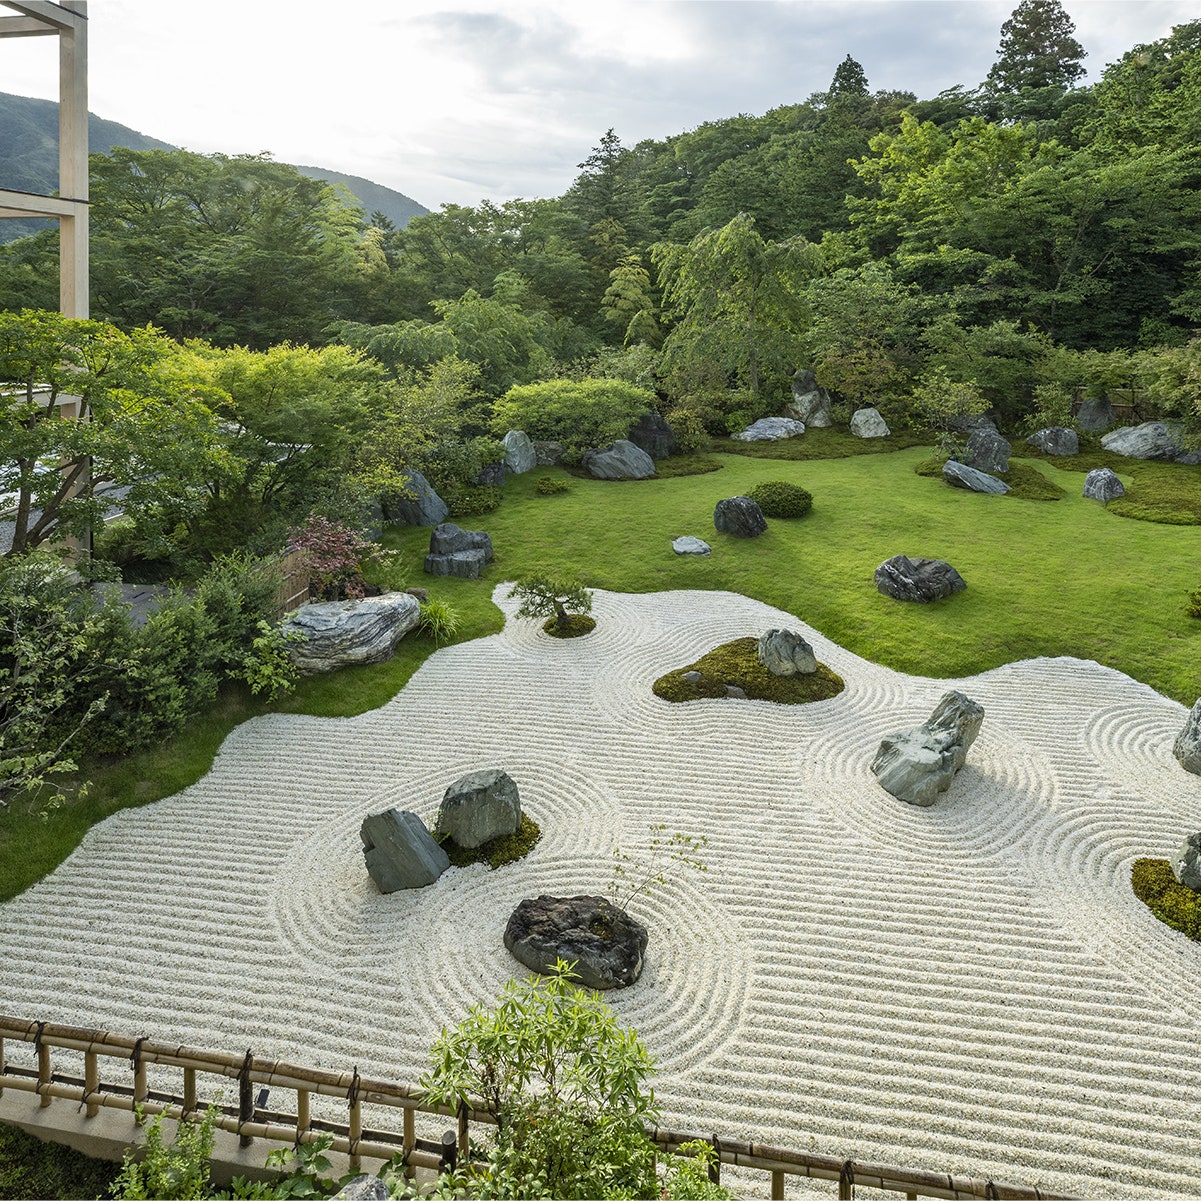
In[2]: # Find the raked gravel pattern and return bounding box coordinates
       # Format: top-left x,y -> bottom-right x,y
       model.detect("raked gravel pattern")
3,585 -> 1201,1198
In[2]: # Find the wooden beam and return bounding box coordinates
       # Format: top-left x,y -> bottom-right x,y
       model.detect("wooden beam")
2,2 -> 86,33
0,14 -> 56,35
0,190 -> 85,218
57,0 -> 87,316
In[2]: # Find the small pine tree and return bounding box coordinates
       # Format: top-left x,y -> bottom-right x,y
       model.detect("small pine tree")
510,574 -> 593,632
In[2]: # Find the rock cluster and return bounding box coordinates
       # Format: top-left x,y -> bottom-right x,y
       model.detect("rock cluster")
871,691 -> 984,806
424,522 -> 494,579
361,808 -> 449,893
875,555 -> 966,603
583,439 -> 656,480
504,894 -> 648,989
283,593 -> 422,674
436,769 -> 521,849
757,628 -> 817,676
713,496 -> 767,537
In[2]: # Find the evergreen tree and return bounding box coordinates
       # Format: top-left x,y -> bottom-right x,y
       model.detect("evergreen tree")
986,0 -> 1086,93
830,54 -> 869,98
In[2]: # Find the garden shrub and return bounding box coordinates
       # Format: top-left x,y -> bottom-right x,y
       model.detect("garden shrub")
535,475 -> 570,495
746,480 -> 813,518
491,379 -> 655,450
1131,857 -> 1201,940
288,515 -> 369,601
418,598 -> 461,645
443,483 -> 503,517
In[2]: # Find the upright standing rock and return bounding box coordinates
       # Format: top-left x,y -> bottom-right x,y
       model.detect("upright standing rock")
1173,698 -> 1201,776
503,430 -> 537,474
757,629 -> 817,676
871,691 -> 985,806
714,496 -> 767,537
626,412 -> 678,460
1083,467 -> 1125,503
965,428 -> 1012,475
385,471 -> 449,527
786,369 -> 833,427
850,407 -> 890,438
361,809 -> 450,893
436,769 -> 521,848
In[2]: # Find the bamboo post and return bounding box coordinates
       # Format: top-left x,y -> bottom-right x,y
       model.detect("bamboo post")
237,1050 -> 254,1149
457,1099 -> 469,1161
403,1107 -> 415,1180
36,1032 -> 51,1108
296,1089 -> 310,1144
439,1129 -> 457,1173
771,1169 -> 784,1200
183,1068 -> 196,1116
348,1068 -> 362,1174
0,1034 -> 5,1098
84,1050 -> 99,1118
131,1038 -> 147,1108
839,1159 -> 855,1201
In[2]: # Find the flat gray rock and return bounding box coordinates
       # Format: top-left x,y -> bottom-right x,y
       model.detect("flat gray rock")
757,628 -> 817,676
361,809 -> 449,893
582,439 -> 656,480
283,593 -> 421,674
1101,421 -> 1189,461
942,460 -> 1010,494
1173,698 -> 1201,776
1026,427 -> 1079,456
436,769 -> 521,849
731,417 -> 806,442
965,428 -> 1012,475
871,691 -> 985,806
430,522 -> 493,561
875,555 -> 966,603
672,535 -> 711,555
385,470 -> 448,527
424,549 -> 487,578
714,496 -> 767,537
1083,467 -> 1125,502
505,895 -> 647,990
850,407 -> 890,438
502,429 -> 537,474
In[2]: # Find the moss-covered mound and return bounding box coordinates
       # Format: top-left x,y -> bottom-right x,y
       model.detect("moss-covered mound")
746,480 -> 813,518
1131,856 -> 1201,939
716,427 -> 929,460
543,614 -> 596,638
653,636 -> 845,704
441,813 -> 542,870
914,456 -> 1065,500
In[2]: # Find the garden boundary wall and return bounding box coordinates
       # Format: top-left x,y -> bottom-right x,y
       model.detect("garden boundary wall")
0,1014 -> 1075,1200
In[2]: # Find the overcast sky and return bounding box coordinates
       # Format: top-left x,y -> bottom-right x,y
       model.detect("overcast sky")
3,1 -> 1196,211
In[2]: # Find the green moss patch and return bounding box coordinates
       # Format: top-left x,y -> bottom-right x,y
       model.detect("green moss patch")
716,427 -> 929,460
652,453 -> 724,478
0,1122 -> 118,1200
441,813 -> 542,870
915,456 -> 1065,500
653,637 -> 845,704
543,614 -> 596,638
1131,857 -> 1201,939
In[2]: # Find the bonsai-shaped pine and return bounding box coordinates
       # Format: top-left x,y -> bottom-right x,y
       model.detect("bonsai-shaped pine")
510,573 -> 595,637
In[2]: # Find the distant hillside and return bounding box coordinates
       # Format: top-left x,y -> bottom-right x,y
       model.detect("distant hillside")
0,91 -> 428,243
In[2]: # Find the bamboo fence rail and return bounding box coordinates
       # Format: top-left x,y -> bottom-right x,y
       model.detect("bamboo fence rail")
0,1014 -> 1073,1200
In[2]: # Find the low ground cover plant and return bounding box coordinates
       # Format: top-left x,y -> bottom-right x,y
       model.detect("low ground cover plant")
653,638 -> 845,704
438,812 -> 542,870
1131,858 -> 1201,939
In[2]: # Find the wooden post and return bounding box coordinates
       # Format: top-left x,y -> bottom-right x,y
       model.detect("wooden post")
709,1134 -> 721,1185
439,1129 -> 457,1173
403,1107 -> 415,1180
237,1050 -> 254,1148
36,1032 -> 51,1108
0,1034 -> 5,1098
183,1068 -> 196,1117
295,1089 -> 310,1143
771,1169 -> 784,1200
131,1039 -> 147,1107
838,1159 -> 855,1201
84,1050 -> 99,1118
347,1068 -> 362,1174
456,1099 -> 469,1160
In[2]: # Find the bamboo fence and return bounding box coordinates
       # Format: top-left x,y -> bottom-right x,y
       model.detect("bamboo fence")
269,545 -> 310,620
0,1014 -> 1074,1200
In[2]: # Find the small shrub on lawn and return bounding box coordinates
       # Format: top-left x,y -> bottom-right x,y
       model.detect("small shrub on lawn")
1131,857 -> 1201,939
654,637 -> 845,704
1187,588 -> 1201,619
746,480 -> 813,518
535,475 -> 571,495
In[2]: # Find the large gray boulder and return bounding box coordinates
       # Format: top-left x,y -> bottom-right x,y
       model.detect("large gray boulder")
504,895 -> 648,990
875,555 -> 966,603
1076,396 -> 1115,433
1101,421 -> 1188,461
1173,832 -> 1201,891
627,412 -> 678,460
672,536 -> 711,556
786,369 -> 833,427
732,417 -> 806,442
714,496 -> 767,538
1026,427 -> 1079,456
871,691 -> 985,806
424,549 -> 487,578
1083,467 -> 1125,503
942,460 -> 1011,494
1173,698 -> 1201,776
534,440 -> 567,467
385,471 -> 448,527
283,593 -> 421,674
361,809 -> 450,893
430,522 -> 493,562
502,429 -> 537,474
582,439 -> 656,480
965,428 -> 1012,475
436,769 -> 521,849
850,407 -> 890,438
757,629 -> 817,676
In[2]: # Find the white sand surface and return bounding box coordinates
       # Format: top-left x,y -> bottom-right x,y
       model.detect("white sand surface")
2,585 -> 1200,1198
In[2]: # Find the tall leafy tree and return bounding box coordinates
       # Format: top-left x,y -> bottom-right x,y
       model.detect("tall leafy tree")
830,54 -> 870,98
986,0 -> 1086,93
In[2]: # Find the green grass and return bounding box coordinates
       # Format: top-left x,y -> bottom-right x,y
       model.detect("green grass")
0,1122 -> 118,1200
714,426 -> 930,460
5,447 -> 1201,902
653,637 -> 845,703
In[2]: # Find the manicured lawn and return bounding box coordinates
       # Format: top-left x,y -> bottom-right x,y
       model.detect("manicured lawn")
3,443 -> 1199,901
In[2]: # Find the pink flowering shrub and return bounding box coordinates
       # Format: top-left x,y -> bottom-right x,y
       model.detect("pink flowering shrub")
288,515 -> 369,601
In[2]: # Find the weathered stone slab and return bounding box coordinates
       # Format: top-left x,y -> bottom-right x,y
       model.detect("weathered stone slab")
871,691 -> 985,806
361,809 -> 449,893
942,460 -> 1010,494
505,894 -> 648,990
1076,396 -> 1115,433
757,628 -> 817,676
430,522 -> 493,562
875,555 -> 966,603
423,549 -> 486,578
714,496 -> 767,537
732,417 -> 806,442
502,429 -> 537,474
436,769 -> 521,849
850,407 -> 890,438
283,593 -> 421,674
582,439 -> 656,480
1101,421 -> 1189,461
1083,467 -> 1125,502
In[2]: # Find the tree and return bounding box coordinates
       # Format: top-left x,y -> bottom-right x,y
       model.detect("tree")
600,255 -> 661,346
829,54 -> 870,98
0,310 -> 223,556
492,378 -> 654,450
566,128 -> 634,230
510,574 -> 594,634
986,0 -> 1086,94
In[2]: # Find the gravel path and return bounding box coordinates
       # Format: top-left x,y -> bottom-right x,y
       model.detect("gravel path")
2,585 -> 1199,1198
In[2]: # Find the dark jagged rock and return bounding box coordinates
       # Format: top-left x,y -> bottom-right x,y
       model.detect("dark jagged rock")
504,894 -> 648,990
875,555 -> 967,604
627,411 -> 678,460
713,496 -> 767,538
384,471 -> 448,527
423,549 -> 486,578
965,428 -> 1012,475
361,809 -> 449,893
476,460 -> 506,487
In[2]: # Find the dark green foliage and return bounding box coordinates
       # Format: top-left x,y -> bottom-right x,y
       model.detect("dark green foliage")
542,614 -> 597,639
746,480 -> 813,518
444,484 -> 503,517
440,813 -> 543,870
0,1121 -> 119,1200
1131,858 -> 1201,940
653,637 -> 845,704
650,455 -> 723,479
986,0 -> 1086,94
492,379 -> 655,450
535,475 -> 571,495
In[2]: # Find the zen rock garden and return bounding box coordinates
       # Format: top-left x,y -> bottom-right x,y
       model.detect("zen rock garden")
871,690 -> 985,807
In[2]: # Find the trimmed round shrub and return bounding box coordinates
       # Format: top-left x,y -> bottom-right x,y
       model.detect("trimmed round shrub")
746,480 -> 813,518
